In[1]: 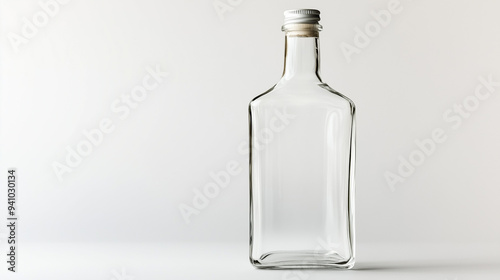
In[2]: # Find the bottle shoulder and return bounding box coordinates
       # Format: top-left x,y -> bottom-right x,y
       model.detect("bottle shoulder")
318,83 -> 356,111
250,82 -> 355,113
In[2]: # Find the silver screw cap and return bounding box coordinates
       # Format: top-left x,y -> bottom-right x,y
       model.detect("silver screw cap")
283,9 -> 321,25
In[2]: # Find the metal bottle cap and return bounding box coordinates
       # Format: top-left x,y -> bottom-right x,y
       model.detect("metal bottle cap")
283,9 -> 321,25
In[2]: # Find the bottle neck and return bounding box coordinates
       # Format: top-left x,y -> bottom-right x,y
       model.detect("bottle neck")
281,35 -> 322,82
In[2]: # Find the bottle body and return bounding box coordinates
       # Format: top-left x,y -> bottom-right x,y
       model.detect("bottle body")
249,81 -> 355,269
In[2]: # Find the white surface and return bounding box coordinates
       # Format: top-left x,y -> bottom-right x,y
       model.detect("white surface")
0,243 -> 499,279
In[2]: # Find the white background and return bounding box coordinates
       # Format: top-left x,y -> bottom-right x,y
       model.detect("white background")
1,0 -> 500,279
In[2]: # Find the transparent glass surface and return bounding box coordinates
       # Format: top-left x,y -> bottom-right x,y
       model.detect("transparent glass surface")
249,30 -> 356,269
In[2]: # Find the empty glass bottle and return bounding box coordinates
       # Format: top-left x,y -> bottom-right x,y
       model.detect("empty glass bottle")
249,9 -> 356,269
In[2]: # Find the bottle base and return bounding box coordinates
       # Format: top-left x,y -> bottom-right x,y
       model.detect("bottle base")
250,250 -> 355,269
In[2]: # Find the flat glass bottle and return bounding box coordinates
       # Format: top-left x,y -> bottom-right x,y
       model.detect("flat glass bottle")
249,9 -> 356,269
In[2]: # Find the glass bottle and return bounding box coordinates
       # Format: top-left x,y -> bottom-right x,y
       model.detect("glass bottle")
249,9 -> 356,269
